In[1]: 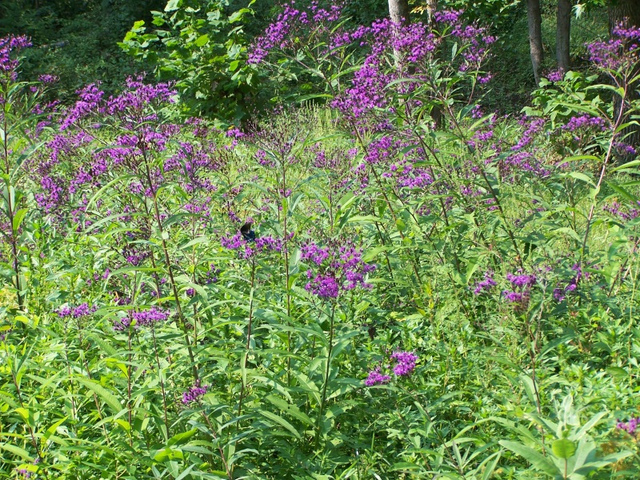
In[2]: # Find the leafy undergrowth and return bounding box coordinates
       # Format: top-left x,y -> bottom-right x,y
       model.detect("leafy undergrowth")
1,7 -> 640,480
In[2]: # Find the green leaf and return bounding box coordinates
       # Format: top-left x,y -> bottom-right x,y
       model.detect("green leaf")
259,411 -> 301,439
552,438 -> 576,459
42,417 -> 67,445
566,172 -> 595,187
195,34 -> 209,47
168,428 -> 198,446
175,465 -> 195,480
611,159 -> 640,174
165,0 -> 180,11
154,447 -> 184,462
12,208 -> 27,233
15,407 -> 31,426
76,377 -> 123,415
266,394 -> 313,426
500,440 -> 560,476
0,443 -> 33,460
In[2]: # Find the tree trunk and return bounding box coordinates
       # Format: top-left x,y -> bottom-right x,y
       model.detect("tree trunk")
388,0 -> 410,25
608,0 -> 640,33
556,0 -> 571,72
527,0 -> 544,85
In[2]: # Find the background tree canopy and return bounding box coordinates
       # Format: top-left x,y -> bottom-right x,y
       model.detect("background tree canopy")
0,0 -> 618,122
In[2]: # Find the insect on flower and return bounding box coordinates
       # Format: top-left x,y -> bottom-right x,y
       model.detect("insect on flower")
240,222 -> 256,242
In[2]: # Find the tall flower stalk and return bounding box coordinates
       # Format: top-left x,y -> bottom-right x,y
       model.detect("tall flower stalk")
0,36 -> 34,312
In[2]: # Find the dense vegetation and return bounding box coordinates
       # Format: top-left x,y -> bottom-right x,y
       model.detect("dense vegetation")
1,1 -> 640,479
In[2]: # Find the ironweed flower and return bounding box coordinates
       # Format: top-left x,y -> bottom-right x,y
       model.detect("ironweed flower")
113,316 -> 132,332
502,271 -> 537,309
365,350 -> 418,386
587,23 -> 640,71
131,307 -> 170,328
56,303 -> 95,318
247,1 -> 342,64
545,70 -> 563,82
364,367 -> 391,386
391,351 -> 418,376
221,229 -> 285,259
182,382 -> 209,405
506,273 -> 536,288
0,35 -> 31,81
473,271 -> 496,295
561,115 -> 606,132
617,416 -> 639,435
301,241 -> 375,299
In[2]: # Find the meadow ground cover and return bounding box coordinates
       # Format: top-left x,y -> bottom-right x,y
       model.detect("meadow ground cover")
1,6 -> 640,479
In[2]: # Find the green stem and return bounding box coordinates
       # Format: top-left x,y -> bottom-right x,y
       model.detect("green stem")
316,302 -> 336,446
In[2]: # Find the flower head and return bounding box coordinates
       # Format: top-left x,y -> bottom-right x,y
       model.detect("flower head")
391,350 -> 418,376
182,382 -> 209,405
617,416 -> 639,435
365,367 -> 391,386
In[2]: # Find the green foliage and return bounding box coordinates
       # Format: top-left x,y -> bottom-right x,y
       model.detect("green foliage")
501,396 -> 632,479
3,6 -> 640,479
0,0 -> 165,101
120,0 -> 259,122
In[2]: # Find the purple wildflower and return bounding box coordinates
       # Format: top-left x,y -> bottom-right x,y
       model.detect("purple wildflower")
182,382 -> 209,405
473,271 -> 496,294
301,241 -> 375,299
364,367 -> 391,386
132,307 -> 170,328
390,351 -> 418,376
545,70 -> 563,82
502,290 -> 528,303
562,115 -> 606,132
113,316 -> 132,332
0,35 -> 31,81
305,273 -> 340,298
507,273 -> 536,288
617,416 -> 639,435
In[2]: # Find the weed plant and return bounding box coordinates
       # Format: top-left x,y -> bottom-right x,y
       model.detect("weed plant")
1,6 -> 640,479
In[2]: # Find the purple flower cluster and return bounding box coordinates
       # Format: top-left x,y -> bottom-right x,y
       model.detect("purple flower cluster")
131,307 -> 170,327
0,35 -> 31,81
506,273 -> 536,288
391,351 -> 418,376
473,271 -> 496,295
502,272 -> 536,308
221,230 -> 285,259
511,117 -> 546,151
603,200 -> 640,222
561,115 -> 606,132
332,61 -> 391,119
182,382 -> 209,405
365,350 -> 418,386
16,468 -> 33,479
364,367 -> 391,386
250,5 -> 494,124
614,141 -> 637,157
545,70 -> 564,82
553,264 -> 586,302
587,23 -> 640,71
617,416 -> 639,435
112,307 -> 170,331
112,316 -> 132,332
60,78 -> 176,131
248,1 -> 341,64
301,241 -> 375,299
56,303 -> 96,318
495,116 -> 550,178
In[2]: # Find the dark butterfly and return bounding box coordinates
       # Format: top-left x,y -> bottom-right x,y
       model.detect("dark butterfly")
240,222 -> 256,242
